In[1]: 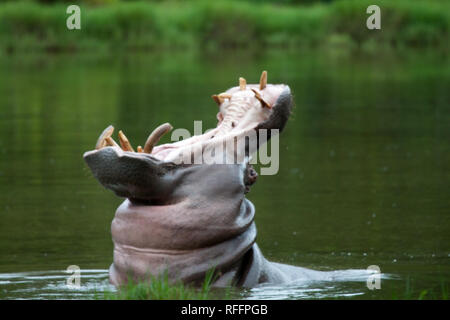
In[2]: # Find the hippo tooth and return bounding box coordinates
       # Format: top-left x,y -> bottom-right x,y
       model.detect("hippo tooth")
251,89 -> 272,109
137,146 -> 143,153
239,77 -> 246,91
259,70 -> 267,90
105,136 -> 120,148
144,123 -> 173,154
118,130 -> 135,152
95,125 -> 114,150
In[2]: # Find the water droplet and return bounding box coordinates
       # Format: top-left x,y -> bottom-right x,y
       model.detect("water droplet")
347,252 -> 351,256
363,253 -> 367,256
393,259 -> 397,263
372,213 -> 376,218
292,231 -> 297,236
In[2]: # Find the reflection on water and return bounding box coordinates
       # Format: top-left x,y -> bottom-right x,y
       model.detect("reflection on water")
0,50 -> 448,299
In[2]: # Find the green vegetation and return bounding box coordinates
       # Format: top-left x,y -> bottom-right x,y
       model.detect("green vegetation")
101,269 -> 233,300
0,0 -> 448,52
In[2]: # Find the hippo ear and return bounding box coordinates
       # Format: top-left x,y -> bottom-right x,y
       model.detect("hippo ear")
83,147 -> 178,202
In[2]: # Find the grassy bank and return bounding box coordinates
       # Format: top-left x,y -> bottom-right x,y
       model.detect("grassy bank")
0,0 -> 448,52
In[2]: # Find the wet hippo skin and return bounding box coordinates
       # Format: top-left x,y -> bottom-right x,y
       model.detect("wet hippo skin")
83,72 -> 336,287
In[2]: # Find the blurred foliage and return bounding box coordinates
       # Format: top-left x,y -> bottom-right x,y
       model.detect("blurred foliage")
0,0 -> 447,52
11,0 -> 334,3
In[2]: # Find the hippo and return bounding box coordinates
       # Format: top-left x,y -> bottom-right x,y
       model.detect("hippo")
83,72 -> 362,288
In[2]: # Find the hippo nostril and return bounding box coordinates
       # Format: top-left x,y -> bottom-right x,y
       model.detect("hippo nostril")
232,122 -> 236,128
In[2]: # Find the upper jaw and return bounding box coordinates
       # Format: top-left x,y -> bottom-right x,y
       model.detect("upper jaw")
150,82 -> 292,163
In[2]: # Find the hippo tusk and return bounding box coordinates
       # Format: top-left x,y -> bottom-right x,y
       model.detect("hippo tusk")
137,146 -> 143,153
95,125 -> 115,149
144,123 -> 173,154
239,77 -> 246,91
259,70 -> 267,90
118,130 -> 135,152
251,89 -> 272,109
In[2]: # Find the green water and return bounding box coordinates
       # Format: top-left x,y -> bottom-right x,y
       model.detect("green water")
0,50 -> 448,299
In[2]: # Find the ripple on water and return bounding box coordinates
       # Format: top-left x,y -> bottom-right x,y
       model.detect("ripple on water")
0,269 -> 396,300
243,269 -> 395,300
0,269 -> 115,300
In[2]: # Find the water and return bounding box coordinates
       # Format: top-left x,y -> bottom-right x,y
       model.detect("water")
0,50 -> 448,299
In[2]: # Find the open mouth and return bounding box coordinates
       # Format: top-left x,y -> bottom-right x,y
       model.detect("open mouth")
83,71 -> 292,202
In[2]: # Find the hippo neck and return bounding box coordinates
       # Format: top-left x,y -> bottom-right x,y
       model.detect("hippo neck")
109,164 -> 258,285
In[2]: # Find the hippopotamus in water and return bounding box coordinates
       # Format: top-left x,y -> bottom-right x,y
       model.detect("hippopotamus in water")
83,72 -> 348,288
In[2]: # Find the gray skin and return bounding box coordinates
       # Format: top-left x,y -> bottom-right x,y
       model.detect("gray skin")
83,81 -> 330,287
